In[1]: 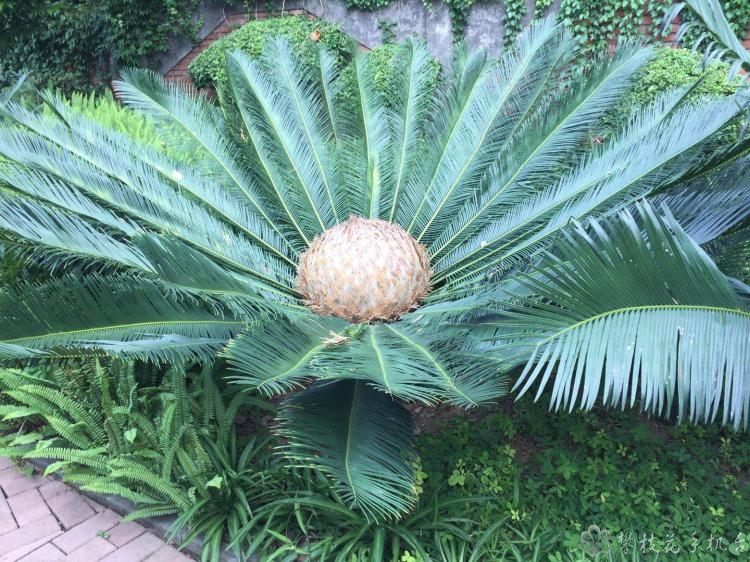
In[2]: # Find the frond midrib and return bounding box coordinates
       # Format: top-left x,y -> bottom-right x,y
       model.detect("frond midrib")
537,304 -> 750,346
3,319 -> 245,345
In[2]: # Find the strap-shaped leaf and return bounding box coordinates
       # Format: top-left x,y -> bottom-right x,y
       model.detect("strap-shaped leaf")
278,379 -> 418,522
498,202 -> 750,428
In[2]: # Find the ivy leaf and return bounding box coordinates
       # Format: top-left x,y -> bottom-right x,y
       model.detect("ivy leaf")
123,428 -> 137,444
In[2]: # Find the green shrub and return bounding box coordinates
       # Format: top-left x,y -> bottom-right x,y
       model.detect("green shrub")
619,47 -> 742,115
188,16 -> 354,91
337,41 -> 442,110
418,399 -> 750,560
44,90 -> 197,163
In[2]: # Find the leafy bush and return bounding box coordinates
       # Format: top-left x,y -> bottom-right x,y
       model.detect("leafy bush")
0,361 -> 286,562
418,400 -> 750,560
188,16 -> 354,91
618,47 -> 742,115
0,0 -> 204,93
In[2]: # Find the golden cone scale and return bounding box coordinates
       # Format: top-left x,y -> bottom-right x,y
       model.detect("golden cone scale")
296,216 -> 432,323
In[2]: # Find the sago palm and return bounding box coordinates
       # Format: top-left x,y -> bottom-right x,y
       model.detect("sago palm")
0,18 -> 749,521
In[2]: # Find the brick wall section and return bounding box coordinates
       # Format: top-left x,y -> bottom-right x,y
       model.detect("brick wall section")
164,10 -> 750,86
164,9 -> 307,84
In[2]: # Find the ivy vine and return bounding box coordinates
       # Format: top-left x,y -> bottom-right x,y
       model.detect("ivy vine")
0,0 -> 216,93
343,0 -> 750,54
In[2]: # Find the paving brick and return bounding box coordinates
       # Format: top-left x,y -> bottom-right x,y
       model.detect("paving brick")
144,545 -> 193,562
0,466 -> 25,488
47,491 -> 96,530
64,537 -> 116,562
104,520 -> 145,547
7,489 -> 51,527
81,496 -> 105,514
98,533 -> 163,562
0,457 -> 14,470
40,480 -> 69,500
0,494 -> 18,536
53,510 -> 121,554
0,514 -> 61,558
2,473 -> 46,497
17,543 -> 65,561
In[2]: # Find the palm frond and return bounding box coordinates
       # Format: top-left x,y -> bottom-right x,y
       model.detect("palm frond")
351,323 -> 506,407
112,71 -> 301,255
668,0 -> 750,73
651,156 -> 750,244
223,314 -> 351,395
0,275 -> 244,361
427,43 -> 652,261
0,193 -> 153,273
278,379 -> 418,522
436,90 -> 750,287
399,17 -> 570,240
0,107 -> 297,293
497,202 -> 750,428
262,39 -> 343,222
384,39 -> 443,223
350,51 -> 392,220
227,49 -> 335,241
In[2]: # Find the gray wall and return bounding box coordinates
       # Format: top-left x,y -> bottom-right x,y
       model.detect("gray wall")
159,0 -> 552,74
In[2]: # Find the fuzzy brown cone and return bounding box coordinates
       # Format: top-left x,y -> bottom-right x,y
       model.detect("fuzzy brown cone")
296,216 -> 432,323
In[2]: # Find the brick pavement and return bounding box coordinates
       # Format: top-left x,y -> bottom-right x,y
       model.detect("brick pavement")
0,457 -> 193,562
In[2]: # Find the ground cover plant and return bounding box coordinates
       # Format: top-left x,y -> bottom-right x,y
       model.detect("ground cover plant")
0,12 -> 749,554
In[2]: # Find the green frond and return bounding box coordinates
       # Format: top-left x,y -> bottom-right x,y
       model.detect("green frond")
0,192 -> 154,273
0,107 -> 297,293
261,39 -> 343,223
227,49 -> 335,241
0,275 -> 244,361
499,202 -> 750,428
651,156 -> 750,244
384,39 -> 443,223
350,50 -> 393,220
132,232 -> 300,309
112,71 -> 300,256
427,42 -> 652,261
436,90 -> 750,287
278,379 -> 418,522
309,322 -> 507,407
223,314 -> 352,395
399,17 -> 571,239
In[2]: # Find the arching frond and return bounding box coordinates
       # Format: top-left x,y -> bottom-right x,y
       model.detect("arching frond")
399,17 -> 572,239
350,51 -> 392,220
383,39 -> 439,222
278,379 -> 418,522
0,275 -> 245,361
227,50 -> 335,241
0,193 -> 153,273
223,314 -> 351,395
0,108 -> 297,293
436,91 -> 750,287
112,71 -> 300,254
497,203 -> 750,428
651,156 -> 750,244
427,43 -> 652,261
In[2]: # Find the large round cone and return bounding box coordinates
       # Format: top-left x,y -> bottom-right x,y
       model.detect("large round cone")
296,216 -> 431,323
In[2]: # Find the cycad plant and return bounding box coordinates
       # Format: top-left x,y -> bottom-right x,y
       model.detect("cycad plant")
0,18 -> 749,521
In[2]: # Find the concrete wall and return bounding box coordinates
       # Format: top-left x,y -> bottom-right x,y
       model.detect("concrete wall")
158,0 -> 547,75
